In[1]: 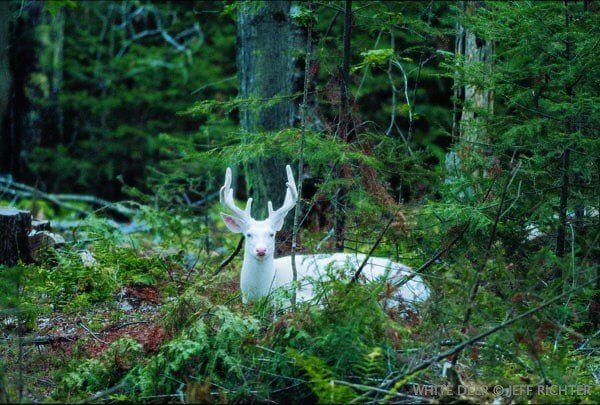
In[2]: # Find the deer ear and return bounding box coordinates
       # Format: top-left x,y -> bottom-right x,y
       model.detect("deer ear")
270,214 -> 285,232
221,213 -> 246,233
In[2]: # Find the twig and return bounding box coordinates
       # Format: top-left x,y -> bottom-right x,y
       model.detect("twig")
391,60 -> 413,136
391,222 -> 470,289
415,223 -> 469,275
196,294 -> 241,321
332,379 -> 433,403
385,31 -> 397,137
78,321 -> 108,344
291,2 -> 314,310
351,215 -> 395,283
356,29 -> 383,97
191,76 -> 236,95
554,222 -> 577,351
214,236 -> 244,275
459,166 -> 514,335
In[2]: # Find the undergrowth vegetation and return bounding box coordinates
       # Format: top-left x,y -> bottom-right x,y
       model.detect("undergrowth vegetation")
1,196 -> 598,403
1,1 -> 598,403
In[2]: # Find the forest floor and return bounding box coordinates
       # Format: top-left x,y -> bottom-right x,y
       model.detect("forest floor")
1,209 -> 598,403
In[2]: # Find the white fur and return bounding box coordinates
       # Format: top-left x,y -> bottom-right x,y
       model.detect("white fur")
274,254 -> 430,305
220,165 -> 430,305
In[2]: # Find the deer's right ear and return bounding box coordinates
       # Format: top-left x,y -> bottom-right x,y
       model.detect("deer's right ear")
221,213 -> 246,233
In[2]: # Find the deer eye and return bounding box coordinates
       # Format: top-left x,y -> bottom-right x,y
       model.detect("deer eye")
246,233 -> 252,238
269,233 -> 274,238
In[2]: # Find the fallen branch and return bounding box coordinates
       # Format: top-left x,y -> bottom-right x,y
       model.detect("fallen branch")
52,219 -> 150,234
0,176 -> 136,217
333,379 -> 434,403
1,334 -> 79,346
77,381 -> 128,404
78,320 -> 108,344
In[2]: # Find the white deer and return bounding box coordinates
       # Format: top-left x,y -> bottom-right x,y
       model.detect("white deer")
220,165 -> 430,306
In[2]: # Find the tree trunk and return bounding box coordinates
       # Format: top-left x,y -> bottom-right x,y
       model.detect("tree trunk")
2,2 -> 64,181
555,0 -> 574,262
0,1 -> 12,166
333,0 -> 353,252
459,1 -> 493,151
0,207 -> 33,266
3,1 -> 44,179
38,7 -> 65,148
446,0 -> 494,185
237,1 -> 304,223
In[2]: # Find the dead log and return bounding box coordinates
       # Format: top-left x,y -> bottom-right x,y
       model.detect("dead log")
28,230 -> 65,261
29,219 -> 64,261
32,219 -> 51,231
0,207 -> 32,266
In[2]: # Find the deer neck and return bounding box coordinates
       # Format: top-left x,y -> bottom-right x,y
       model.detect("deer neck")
240,250 -> 277,303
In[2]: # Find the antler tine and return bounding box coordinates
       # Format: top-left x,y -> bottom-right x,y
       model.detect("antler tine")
268,165 -> 298,222
219,167 -> 231,204
220,167 -> 250,219
268,200 -> 274,217
245,198 -> 253,217
285,165 -> 298,203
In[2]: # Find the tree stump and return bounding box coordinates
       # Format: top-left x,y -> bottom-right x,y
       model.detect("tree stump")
0,207 -> 33,266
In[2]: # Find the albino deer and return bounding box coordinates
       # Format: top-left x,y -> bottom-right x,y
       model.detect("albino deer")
220,165 -> 430,306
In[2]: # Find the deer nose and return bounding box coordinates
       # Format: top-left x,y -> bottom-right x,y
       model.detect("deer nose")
256,247 -> 267,257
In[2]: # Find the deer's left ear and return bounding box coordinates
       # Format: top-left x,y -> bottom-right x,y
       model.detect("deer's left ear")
221,213 -> 247,233
270,214 -> 285,232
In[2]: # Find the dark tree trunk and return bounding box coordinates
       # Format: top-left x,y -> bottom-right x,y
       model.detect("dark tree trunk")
0,208 -> 33,266
237,1 -> 304,222
4,1 -> 44,179
333,0 -> 353,252
555,0 -> 574,262
0,1 -> 12,167
39,8 -> 65,148
2,2 -> 64,181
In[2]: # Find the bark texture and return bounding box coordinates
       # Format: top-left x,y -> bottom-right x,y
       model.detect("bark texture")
0,207 -> 33,266
0,1 -> 10,149
38,8 -> 65,148
446,1 -> 494,188
2,2 -> 64,179
3,1 -> 43,177
458,1 -> 494,153
237,1 -> 304,220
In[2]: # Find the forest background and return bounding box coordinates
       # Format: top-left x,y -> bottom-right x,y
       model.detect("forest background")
0,0 -> 598,403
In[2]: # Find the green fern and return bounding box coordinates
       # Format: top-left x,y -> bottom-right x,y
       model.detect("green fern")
352,347 -> 385,383
288,349 -> 356,404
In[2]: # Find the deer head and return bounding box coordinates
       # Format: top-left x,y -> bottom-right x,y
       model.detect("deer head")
220,165 -> 298,262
